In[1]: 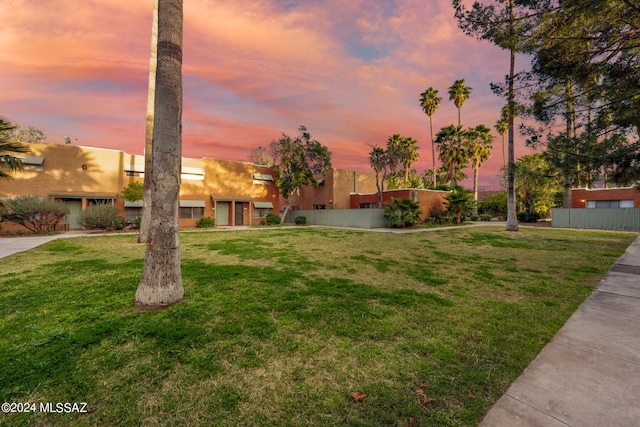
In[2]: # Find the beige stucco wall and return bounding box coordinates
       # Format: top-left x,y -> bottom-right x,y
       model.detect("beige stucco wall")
1,143 -> 280,229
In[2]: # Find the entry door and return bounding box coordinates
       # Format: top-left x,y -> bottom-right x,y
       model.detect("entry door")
65,200 -> 83,229
216,202 -> 229,226
235,203 -> 244,226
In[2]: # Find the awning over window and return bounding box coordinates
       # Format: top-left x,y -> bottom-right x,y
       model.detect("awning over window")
180,200 -> 206,208
17,156 -> 45,165
253,201 -> 274,209
124,200 -> 144,208
124,164 -> 145,173
48,193 -> 116,199
253,173 -> 273,181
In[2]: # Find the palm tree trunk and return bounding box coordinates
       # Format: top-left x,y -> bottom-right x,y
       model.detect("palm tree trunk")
135,0 -> 184,309
473,166 -> 479,216
138,0 -> 158,244
430,116 -> 436,188
505,0 -> 519,232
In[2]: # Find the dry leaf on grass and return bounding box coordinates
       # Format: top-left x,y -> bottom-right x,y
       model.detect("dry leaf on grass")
350,391 -> 367,402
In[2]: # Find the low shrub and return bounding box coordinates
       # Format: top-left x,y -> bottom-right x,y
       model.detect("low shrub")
479,213 -> 493,221
384,198 -> 422,228
294,216 -> 307,225
2,196 -> 69,233
195,216 -> 215,228
517,211 -> 542,223
133,216 -> 142,229
265,213 -> 281,225
81,204 -> 121,230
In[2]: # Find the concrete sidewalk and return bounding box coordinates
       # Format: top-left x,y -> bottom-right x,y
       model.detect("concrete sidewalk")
480,235 -> 640,426
0,231 -> 92,259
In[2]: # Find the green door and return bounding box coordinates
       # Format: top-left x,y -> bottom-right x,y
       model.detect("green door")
65,200 -> 83,229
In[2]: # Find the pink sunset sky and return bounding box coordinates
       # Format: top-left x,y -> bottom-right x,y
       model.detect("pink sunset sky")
2,0 -> 537,190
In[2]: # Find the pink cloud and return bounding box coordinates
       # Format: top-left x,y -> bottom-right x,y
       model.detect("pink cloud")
1,0 -> 536,191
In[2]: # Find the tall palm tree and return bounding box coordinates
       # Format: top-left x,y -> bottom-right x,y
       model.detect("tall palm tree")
135,0 -> 184,309
448,79 -> 472,125
495,106 -> 509,189
138,0 -> 158,244
0,117 -> 28,180
419,87 -> 442,187
467,124 -> 494,215
369,146 -> 387,208
436,124 -> 469,187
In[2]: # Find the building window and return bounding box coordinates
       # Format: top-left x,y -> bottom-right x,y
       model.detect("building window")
587,199 -> 634,208
254,209 -> 270,218
358,203 -> 377,209
253,173 -> 274,185
253,201 -> 273,218
313,204 -> 326,210
180,207 -> 204,219
125,207 -> 142,220
16,156 -> 45,172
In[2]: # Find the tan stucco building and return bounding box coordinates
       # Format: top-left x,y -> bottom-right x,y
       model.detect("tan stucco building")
1,143 -> 280,229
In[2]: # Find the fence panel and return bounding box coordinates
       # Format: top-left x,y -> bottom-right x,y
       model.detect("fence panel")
552,208 -> 640,231
285,209 -> 387,229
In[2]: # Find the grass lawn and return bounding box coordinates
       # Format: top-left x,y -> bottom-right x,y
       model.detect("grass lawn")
0,226 -> 635,426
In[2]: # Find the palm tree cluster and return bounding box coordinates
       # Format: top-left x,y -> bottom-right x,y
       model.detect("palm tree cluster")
418,80 -> 496,212
368,134 -> 420,207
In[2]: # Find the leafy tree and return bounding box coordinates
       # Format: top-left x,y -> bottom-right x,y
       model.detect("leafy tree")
81,204 -> 121,230
121,181 -> 144,202
448,79 -> 472,125
515,153 -> 559,216
452,0 -> 543,231
368,146 -> 387,208
466,124 -> 494,215
136,0 -> 184,310
531,0 -> 640,134
436,124 -> 469,187
248,146 -> 272,166
444,186 -> 473,224
419,87 -> 443,187
0,120 -> 47,144
270,126 -> 331,223
139,0 -> 158,244
384,198 -> 422,228
2,196 -> 69,233
0,117 -> 28,181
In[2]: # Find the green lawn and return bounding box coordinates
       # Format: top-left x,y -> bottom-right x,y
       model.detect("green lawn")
0,227 -> 635,426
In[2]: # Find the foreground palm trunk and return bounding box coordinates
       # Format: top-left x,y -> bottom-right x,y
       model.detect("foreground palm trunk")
135,0 -> 184,309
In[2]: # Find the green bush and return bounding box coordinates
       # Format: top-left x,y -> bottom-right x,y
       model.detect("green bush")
266,213 -> 281,225
81,204 -> 121,230
384,198 -> 422,228
2,196 -> 69,233
479,213 -> 493,221
195,216 -> 215,228
517,211 -> 541,223
478,191 -> 507,217
133,216 -> 142,229
444,186 -> 473,224
294,216 -> 307,225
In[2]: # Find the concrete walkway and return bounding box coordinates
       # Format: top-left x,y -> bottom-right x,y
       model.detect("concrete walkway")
480,235 -> 640,426
0,231 -> 94,259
